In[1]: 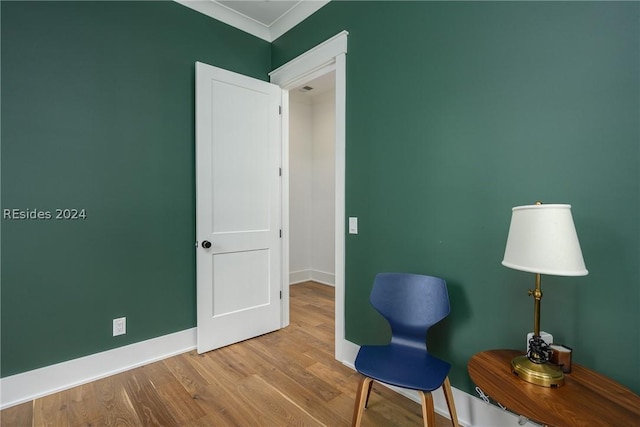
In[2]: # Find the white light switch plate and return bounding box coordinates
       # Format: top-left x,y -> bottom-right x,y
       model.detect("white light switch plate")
349,217 -> 358,234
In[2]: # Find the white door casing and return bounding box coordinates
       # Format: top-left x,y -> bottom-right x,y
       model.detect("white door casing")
269,31 -> 356,363
196,61 -> 282,353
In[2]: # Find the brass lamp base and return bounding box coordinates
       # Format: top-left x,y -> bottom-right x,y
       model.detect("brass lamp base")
511,355 -> 564,387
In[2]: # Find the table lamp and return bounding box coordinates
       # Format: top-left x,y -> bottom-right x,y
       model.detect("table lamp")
502,202 -> 588,387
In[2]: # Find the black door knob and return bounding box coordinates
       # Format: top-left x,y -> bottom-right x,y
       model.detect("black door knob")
202,240 -> 212,249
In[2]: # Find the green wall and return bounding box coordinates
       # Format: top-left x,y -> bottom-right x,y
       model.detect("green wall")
1,1 -> 270,377
273,1 -> 640,394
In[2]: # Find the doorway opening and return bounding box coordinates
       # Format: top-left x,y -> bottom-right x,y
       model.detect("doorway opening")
288,72 -> 336,288
270,31 -> 355,363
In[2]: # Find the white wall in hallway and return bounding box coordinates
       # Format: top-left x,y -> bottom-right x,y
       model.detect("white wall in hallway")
289,94 -> 313,280
289,86 -> 335,286
310,90 -> 335,282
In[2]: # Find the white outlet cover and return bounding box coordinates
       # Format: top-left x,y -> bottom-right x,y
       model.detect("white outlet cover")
113,317 -> 126,336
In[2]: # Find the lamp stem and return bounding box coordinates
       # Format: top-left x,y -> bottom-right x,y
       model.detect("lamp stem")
532,273 -> 542,336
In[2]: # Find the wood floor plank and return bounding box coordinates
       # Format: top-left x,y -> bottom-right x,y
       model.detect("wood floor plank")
185,346 -> 254,387
162,352 -> 210,395
290,304 -> 329,326
234,374 -> 326,427
65,382 -> 106,426
190,378 -> 265,426
140,358 -> 182,388
120,367 -> 179,426
252,333 -> 318,369
91,373 -> 141,426
0,401 -> 33,427
307,361 -> 360,396
32,388 -> 69,427
327,392 -> 365,426
155,379 -> 206,425
303,347 -> 353,374
188,412 -> 233,427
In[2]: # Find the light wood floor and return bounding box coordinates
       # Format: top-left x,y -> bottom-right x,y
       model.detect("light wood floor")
1,281 -> 452,426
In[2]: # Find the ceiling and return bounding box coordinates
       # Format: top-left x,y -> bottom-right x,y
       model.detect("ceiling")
291,71 -> 335,99
218,1 -> 302,27
175,0 -> 330,42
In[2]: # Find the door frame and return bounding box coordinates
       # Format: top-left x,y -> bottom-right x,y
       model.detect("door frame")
269,31 -> 358,363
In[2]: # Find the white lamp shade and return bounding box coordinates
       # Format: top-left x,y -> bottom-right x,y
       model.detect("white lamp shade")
502,204 -> 588,276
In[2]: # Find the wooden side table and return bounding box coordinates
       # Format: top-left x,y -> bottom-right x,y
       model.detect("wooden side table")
468,349 -> 640,427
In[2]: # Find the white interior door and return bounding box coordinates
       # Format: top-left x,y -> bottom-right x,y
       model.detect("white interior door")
196,61 -> 282,353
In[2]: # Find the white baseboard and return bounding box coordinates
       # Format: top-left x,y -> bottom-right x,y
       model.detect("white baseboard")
310,270 -> 335,286
338,338 -> 532,427
290,269 -> 335,286
290,269 -> 312,284
0,328 -> 197,410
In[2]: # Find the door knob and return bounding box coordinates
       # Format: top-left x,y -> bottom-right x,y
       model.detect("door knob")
202,240 -> 212,249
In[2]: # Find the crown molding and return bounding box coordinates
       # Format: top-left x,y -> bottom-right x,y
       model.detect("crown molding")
270,1 -> 329,41
174,1 -> 330,42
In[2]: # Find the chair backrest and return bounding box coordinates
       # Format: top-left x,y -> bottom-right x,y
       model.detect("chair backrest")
370,272 -> 450,349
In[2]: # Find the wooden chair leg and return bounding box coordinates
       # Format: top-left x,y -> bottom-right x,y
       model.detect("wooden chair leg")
419,390 -> 436,427
442,376 -> 460,427
352,376 -> 373,427
364,378 -> 374,408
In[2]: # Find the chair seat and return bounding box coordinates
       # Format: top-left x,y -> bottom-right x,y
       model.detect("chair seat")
355,344 -> 451,391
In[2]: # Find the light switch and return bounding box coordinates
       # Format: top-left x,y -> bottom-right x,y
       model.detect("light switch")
349,217 -> 358,234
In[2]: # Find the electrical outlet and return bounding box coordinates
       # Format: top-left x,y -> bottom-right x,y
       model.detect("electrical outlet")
113,317 -> 126,336
526,331 -> 552,353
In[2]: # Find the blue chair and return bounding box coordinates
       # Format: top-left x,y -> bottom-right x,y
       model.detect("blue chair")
352,273 -> 460,427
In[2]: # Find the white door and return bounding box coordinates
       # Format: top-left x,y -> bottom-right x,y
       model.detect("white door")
196,61 -> 282,353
